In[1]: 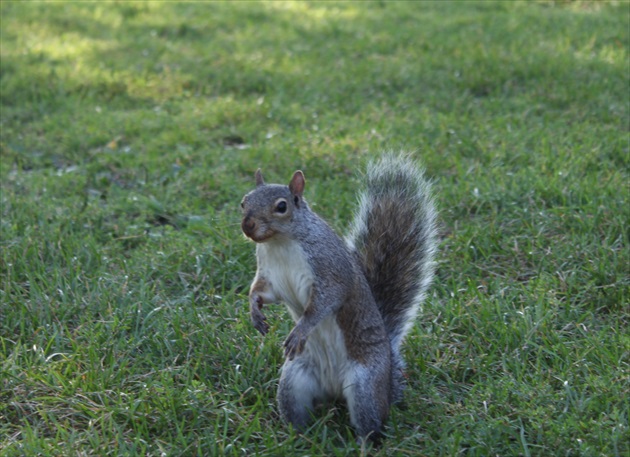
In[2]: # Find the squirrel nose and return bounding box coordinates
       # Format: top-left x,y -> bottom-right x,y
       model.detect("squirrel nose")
242,216 -> 257,236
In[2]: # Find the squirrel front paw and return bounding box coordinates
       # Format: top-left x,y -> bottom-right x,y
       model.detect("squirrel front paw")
283,324 -> 307,360
250,295 -> 269,335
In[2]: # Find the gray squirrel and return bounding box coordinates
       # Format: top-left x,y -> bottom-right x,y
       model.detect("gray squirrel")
240,154 -> 437,441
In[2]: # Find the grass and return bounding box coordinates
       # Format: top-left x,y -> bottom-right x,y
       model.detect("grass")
1,1 -> 628,455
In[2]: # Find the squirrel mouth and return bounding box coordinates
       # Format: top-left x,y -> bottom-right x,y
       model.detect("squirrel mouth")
244,231 -> 275,243
242,225 -> 275,243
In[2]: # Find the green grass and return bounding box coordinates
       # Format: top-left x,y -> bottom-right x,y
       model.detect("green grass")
1,1 -> 628,455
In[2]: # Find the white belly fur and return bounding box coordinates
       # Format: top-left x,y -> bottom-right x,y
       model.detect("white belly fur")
303,315 -> 351,398
257,238 -> 351,397
257,238 -> 314,317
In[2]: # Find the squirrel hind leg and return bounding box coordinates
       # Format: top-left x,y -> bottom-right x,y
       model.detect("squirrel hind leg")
343,364 -> 389,442
277,358 -> 324,431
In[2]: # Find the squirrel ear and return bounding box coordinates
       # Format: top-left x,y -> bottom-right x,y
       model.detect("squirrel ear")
288,170 -> 305,198
255,169 -> 265,187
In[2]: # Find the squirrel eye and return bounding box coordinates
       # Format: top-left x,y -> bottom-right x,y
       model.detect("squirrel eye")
275,200 -> 287,214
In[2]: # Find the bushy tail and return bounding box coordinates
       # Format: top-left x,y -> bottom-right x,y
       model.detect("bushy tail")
346,154 -> 438,351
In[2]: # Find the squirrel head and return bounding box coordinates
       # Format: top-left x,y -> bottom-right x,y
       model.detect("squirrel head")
240,169 -> 306,243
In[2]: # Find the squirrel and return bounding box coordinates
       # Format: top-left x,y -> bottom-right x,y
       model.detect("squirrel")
240,154 -> 437,441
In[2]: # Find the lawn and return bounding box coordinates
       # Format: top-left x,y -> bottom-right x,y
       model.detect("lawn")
1,1 -> 628,456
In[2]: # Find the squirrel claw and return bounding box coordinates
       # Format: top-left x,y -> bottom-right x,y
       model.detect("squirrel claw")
251,309 -> 269,335
250,293 -> 269,335
253,318 -> 269,335
283,326 -> 307,360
